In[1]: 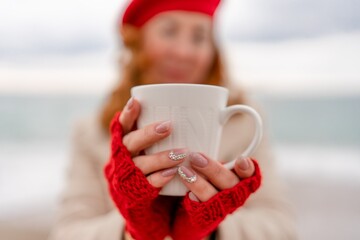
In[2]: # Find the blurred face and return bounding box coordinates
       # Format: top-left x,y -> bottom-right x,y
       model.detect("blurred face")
141,11 -> 215,84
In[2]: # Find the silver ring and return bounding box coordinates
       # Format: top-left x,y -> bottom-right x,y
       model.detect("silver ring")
168,150 -> 187,161
178,167 -> 197,183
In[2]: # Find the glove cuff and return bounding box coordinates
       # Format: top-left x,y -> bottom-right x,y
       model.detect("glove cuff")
183,159 -> 262,228
105,111 -> 159,205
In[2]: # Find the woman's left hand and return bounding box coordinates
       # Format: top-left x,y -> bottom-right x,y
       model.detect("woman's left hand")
171,153 -> 262,240
180,153 -> 256,202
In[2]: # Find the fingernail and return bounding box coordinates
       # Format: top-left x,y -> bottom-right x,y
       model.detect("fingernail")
178,166 -> 197,183
161,167 -> 179,177
190,152 -> 208,168
168,148 -> 188,161
126,97 -> 134,110
189,192 -> 199,202
155,121 -> 171,134
237,157 -> 250,170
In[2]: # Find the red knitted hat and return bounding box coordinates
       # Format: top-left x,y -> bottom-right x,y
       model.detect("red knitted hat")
122,0 -> 221,28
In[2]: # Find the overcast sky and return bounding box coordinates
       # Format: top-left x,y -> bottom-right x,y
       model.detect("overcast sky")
217,0 -> 359,41
1,0 -> 359,55
0,0 -> 359,95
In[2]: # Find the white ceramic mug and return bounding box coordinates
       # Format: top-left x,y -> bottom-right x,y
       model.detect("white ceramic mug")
131,84 -> 263,196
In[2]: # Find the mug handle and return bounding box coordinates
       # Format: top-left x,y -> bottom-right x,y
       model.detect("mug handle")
219,105 -> 263,169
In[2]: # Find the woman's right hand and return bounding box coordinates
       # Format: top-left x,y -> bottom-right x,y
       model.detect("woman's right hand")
119,97 -> 187,188
105,97 -> 186,240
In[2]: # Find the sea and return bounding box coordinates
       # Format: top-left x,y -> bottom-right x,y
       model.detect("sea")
0,93 -> 359,146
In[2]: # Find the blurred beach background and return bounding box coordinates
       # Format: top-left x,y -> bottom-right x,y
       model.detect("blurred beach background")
1,0 -> 359,239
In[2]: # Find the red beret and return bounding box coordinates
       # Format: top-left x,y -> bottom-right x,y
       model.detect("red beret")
122,0 -> 221,28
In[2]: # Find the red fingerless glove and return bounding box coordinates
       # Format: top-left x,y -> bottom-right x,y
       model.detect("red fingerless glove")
171,160 -> 262,240
104,112 -> 172,240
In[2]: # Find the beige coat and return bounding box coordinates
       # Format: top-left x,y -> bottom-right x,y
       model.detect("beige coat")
48,101 -> 297,240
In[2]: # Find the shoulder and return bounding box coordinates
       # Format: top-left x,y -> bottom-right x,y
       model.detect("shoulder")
71,113 -> 105,142
70,113 -> 110,160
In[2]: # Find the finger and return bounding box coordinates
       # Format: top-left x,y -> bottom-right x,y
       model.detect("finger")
177,166 -> 218,202
119,97 -> 141,135
146,167 -> 178,188
233,157 -> 255,179
189,152 -> 239,189
188,192 -> 200,202
133,149 -> 188,175
123,120 -> 171,156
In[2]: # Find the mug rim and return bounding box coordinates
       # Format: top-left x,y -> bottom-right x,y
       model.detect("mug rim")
132,83 -> 228,93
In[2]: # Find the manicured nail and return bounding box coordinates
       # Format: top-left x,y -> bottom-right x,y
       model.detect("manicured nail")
178,166 -> 197,183
161,167 -> 179,177
237,157 -> 250,170
155,121 -> 171,134
189,192 -> 199,202
168,148 -> 188,161
125,97 -> 134,110
190,152 -> 208,168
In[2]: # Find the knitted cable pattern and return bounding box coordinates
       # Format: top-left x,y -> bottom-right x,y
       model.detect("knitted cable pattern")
104,111 -> 171,240
171,160 -> 262,240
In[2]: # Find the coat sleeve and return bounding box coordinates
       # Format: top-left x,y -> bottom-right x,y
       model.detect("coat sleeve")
216,102 -> 298,240
48,118 -> 125,240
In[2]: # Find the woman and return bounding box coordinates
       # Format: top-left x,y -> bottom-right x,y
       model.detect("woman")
49,0 -> 296,239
